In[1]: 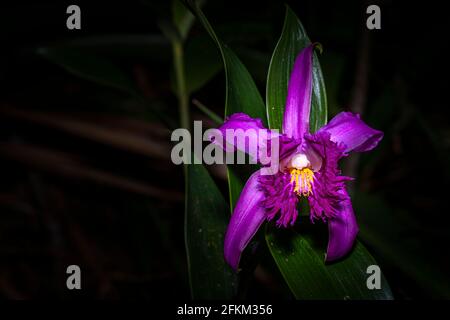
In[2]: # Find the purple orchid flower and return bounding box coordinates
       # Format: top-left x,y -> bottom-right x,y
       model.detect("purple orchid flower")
215,44 -> 383,271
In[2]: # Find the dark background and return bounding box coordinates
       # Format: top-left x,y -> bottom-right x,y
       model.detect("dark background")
0,0 -> 449,299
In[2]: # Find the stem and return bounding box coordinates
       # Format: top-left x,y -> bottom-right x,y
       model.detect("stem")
173,41 -> 190,129
192,99 -> 222,125
173,40 -> 192,294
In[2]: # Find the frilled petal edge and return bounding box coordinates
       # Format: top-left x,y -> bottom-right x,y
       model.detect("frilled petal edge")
224,169 -> 266,271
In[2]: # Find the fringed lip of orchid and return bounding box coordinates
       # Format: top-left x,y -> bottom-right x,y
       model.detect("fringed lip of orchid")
215,43 -> 384,271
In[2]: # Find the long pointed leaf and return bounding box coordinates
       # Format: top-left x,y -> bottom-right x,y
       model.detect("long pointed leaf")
266,225 -> 393,299
185,0 -> 266,210
266,6 -> 327,132
185,160 -> 237,298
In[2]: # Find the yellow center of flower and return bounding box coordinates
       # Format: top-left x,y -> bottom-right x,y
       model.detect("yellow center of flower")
290,167 -> 314,196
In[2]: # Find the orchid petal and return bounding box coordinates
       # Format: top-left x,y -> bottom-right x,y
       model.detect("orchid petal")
212,113 -> 279,163
325,189 -> 359,262
319,112 -> 383,153
224,170 -> 266,270
283,44 -> 316,139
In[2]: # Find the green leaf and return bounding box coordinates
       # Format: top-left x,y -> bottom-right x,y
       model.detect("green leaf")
226,166 -> 245,211
173,0 -> 201,41
185,0 -> 266,210
266,224 -> 393,300
220,46 -> 266,119
185,1 -> 266,119
236,47 -> 271,84
266,6 -> 327,132
192,99 -> 222,124
172,1 -> 221,95
37,47 -> 138,95
176,34 -> 222,94
185,160 -> 237,298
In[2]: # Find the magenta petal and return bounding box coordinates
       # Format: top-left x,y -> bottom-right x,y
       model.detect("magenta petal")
325,190 -> 359,262
283,44 -> 316,139
213,113 -> 279,162
319,111 -> 383,153
224,170 -> 266,271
